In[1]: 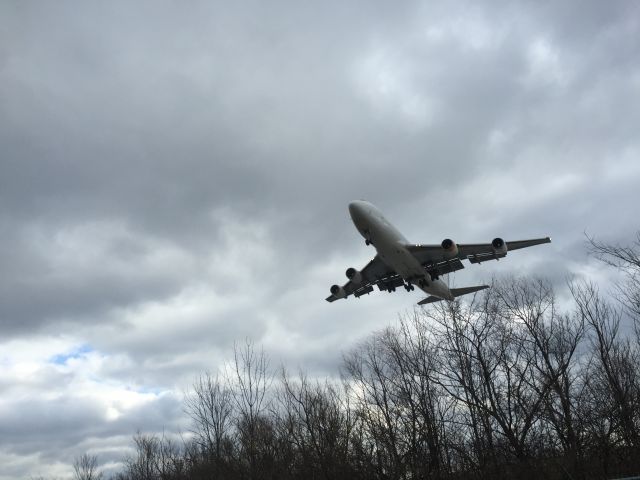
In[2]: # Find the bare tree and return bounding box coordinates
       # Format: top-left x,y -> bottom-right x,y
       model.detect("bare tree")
342,316 -> 453,480
430,284 -> 560,478
119,432 -> 185,480
385,312 -> 451,477
587,232 -> 640,320
233,339 -> 271,428
232,339 -> 274,479
427,298 -> 500,476
278,370 -> 354,479
572,282 -> 640,452
185,372 -> 234,462
345,328 -> 412,480
124,433 -> 159,480
495,278 -> 587,477
73,453 -> 102,480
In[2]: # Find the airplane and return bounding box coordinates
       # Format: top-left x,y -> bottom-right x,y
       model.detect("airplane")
326,200 -> 551,305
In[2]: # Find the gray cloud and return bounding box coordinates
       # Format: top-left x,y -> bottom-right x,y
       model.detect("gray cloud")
1,0 -> 639,477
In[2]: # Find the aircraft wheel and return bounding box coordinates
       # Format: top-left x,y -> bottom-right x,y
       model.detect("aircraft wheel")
365,239 -> 371,246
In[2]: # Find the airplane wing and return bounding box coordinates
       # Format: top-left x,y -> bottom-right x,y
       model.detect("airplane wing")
326,237 -> 551,302
325,255 -> 397,302
460,237 -> 551,263
325,254 -> 469,302
407,237 -> 551,265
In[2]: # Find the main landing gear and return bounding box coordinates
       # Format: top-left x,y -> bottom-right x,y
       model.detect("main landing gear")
416,274 -> 438,289
404,283 -> 414,292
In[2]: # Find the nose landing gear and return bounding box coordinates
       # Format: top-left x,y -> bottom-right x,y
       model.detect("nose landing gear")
364,229 -> 372,246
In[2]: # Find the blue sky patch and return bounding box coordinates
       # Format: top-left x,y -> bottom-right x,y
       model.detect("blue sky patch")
49,344 -> 94,365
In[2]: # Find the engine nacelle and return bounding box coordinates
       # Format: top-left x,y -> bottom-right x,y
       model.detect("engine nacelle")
441,238 -> 459,257
492,237 -> 508,254
346,267 -> 363,285
330,284 -> 347,299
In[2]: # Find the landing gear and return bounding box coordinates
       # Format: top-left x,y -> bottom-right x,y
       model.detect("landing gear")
418,278 -> 428,289
364,229 -> 372,246
404,283 -> 414,292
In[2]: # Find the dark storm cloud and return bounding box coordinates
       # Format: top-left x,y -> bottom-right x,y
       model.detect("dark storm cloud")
1,1 -> 404,224
1,0 -> 639,477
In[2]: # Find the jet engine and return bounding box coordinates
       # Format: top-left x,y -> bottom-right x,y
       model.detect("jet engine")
492,237 -> 508,254
330,284 -> 347,299
441,238 -> 459,256
346,267 -> 363,285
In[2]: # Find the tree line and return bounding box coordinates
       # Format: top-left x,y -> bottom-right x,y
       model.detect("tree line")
76,235 -> 640,480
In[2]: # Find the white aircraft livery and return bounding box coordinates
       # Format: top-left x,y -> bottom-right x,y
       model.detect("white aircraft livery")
327,200 -> 551,305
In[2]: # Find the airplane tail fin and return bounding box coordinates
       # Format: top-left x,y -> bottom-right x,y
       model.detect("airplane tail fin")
418,285 -> 490,305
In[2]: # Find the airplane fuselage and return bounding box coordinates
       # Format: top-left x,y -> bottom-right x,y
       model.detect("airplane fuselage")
348,200 -> 454,300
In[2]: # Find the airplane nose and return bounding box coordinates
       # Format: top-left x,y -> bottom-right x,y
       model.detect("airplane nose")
349,201 -> 364,220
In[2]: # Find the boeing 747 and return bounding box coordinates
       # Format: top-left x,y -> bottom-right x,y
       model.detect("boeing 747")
326,200 -> 551,305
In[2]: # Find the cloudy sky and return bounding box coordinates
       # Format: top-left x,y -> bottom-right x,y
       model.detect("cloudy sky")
1,0 -> 639,477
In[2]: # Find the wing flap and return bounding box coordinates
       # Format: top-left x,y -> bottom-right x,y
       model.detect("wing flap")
427,258 -> 465,275
467,252 -> 507,264
376,276 -> 405,291
354,285 -> 374,298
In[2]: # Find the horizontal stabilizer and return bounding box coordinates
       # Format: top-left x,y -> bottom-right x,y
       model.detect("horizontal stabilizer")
450,285 -> 490,297
417,295 -> 441,305
418,285 -> 490,305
